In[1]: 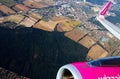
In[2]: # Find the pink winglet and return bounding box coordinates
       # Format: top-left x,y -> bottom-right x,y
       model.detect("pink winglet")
100,1 -> 112,16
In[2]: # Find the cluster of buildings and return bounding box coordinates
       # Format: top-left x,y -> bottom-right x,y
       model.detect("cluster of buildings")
55,4 -> 75,19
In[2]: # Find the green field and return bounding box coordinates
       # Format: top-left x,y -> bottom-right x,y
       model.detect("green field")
0,0 -> 16,7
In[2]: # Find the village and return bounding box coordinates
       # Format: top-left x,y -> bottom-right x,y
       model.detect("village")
0,0 -> 120,78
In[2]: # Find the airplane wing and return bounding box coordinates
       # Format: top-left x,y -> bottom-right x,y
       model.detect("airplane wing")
97,17 -> 120,40
97,0 -> 120,40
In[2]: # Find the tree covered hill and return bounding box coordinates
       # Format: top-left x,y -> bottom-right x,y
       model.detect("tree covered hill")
0,22 -> 88,79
